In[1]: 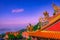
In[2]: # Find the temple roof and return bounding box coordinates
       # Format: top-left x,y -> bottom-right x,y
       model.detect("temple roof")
27,13 -> 60,39
41,13 -> 60,30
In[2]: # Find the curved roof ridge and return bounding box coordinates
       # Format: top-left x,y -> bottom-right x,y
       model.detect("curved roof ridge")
41,13 -> 60,30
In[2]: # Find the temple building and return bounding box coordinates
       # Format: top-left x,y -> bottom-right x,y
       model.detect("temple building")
23,4 -> 60,40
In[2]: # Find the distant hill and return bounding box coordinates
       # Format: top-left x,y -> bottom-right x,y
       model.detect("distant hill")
18,29 -> 27,33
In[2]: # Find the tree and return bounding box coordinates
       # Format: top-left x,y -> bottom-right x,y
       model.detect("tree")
27,36 -> 31,40
33,22 -> 41,31
1,33 -> 5,38
16,33 -> 23,39
33,23 -> 38,31
8,34 -> 15,40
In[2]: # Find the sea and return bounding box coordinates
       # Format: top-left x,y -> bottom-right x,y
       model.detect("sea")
0,25 -> 26,34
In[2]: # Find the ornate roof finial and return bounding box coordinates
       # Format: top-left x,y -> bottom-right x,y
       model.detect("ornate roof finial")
52,3 -> 60,15
43,11 -> 49,16
43,11 -> 49,20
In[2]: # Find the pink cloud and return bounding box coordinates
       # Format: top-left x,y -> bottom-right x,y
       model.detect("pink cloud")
12,9 -> 24,13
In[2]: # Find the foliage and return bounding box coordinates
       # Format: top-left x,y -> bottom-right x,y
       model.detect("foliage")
8,34 -> 15,39
33,22 -> 41,31
16,33 -> 23,39
28,37 -> 31,40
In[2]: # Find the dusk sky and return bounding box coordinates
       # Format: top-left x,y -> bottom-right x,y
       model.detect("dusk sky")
0,0 -> 60,33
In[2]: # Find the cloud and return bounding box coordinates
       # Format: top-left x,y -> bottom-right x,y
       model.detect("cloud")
12,8 -> 24,13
